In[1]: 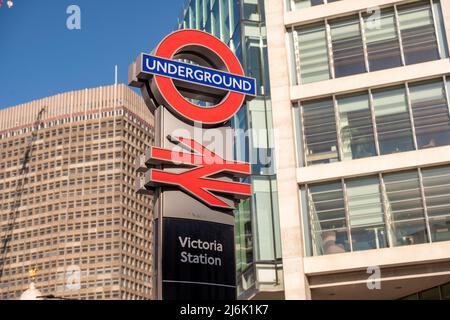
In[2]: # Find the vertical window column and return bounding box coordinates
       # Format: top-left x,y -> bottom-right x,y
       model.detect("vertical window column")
301,99 -> 339,165
398,1 -> 440,65
372,87 -> 415,155
330,16 -> 366,78
295,23 -> 330,84
363,9 -> 403,71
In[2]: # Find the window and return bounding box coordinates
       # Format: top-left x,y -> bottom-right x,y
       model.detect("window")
373,86 -> 414,155
330,16 -> 366,77
291,1 -> 448,84
409,80 -> 450,149
337,93 -> 376,160
422,166 -> 450,242
384,171 -> 428,247
364,9 -> 402,71
295,23 -> 330,84
305,166 -> 450,256
252,177 -> 281,261
346,177 -> 387,251
308,182 -> 349,255
398,1 -> 440,65
302,98 -> 339,165
289,0 -> 339,10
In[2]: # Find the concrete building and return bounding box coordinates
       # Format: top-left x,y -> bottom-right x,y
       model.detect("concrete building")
0,84 -> 154,300
264,0 -> 450,299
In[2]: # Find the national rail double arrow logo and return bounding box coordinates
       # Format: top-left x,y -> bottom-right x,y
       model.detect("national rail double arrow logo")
147,136 -> 251,210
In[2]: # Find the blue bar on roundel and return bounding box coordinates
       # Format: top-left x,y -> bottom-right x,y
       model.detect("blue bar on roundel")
142,54 -> 257,97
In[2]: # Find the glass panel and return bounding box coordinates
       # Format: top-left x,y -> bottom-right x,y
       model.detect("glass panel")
364,9 -> 402,71
441,283 -> 450,300
346,177 -> 387,251
433,0 -> 449,58
384,171 -> 425,221
403,293 -> 419,300
409,80 -> 450,149
230,0 -> 240,37
294,0 -> 324,10
296,23 -> 330,84
390,219 -> 428,247
399,1 -> 440,65
252,178 -> 277,261
383,171 -> 428,246
302,99 -> 339,165
373,87 -> 415,155
308,182 -> 349,255
235,198 -> 253,273
190,0 -> 197,29
419,287 -> 441,300
429,217 -> 450,242
337,93 -> 376,160
330,16 -> 366,77
221,0 -> 230,43
422,166 -> 450,218
212,0 -> 221,38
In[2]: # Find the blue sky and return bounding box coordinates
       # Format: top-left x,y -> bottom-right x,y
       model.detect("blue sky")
0,0 -> 185,108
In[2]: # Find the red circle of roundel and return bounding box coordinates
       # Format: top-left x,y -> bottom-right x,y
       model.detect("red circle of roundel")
154,30 -> 246,125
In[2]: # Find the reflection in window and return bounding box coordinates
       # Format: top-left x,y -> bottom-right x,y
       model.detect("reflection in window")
346,177 -> 387,251
221,0 -> 230,43
212,0 -> 221,38
330,16 -> 366,77
373,87 -> 414,155
235,198 -> 253,274
398,1 -> 440,65
252,178 -> 281,261
308,182 -> 349,255
302,99 -> 339,165
409,80 -> 450,149
296,23 -> 330,84
364,9 -> 402,71
422,166 -> 450,242
337,93 -> 376,160
384,171 -> 428,246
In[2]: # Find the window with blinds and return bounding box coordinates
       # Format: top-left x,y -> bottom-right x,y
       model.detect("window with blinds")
398,1 -> 440,65
422,166 -> 450,242
346,177 -> 387,251
296,23 -> 330,84
383,171 -> 428,247
373,87 -> 415,155
305,165 -> 450,256
308,182 -> 349,255
301,98 -> 339,165
330,16 -> 366,77
364,9 -> 402,71
409,80 -> 450,149
290,0 -> 448,84
337,93 -> 376,160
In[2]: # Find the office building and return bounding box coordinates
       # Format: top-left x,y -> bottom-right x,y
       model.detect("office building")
265,0 -> 450,299
0,84 -> 154,300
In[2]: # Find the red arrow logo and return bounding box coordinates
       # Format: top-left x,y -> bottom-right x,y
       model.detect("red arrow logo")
145,136 -> 251,209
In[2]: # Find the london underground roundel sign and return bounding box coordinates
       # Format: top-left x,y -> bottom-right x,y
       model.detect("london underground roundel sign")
130,30 -> 256,125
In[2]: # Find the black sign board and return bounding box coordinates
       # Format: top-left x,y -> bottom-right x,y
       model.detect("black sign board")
162,217 -> 236,300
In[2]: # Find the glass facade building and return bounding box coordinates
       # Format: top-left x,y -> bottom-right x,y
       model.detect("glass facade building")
178,0 -> 283,299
